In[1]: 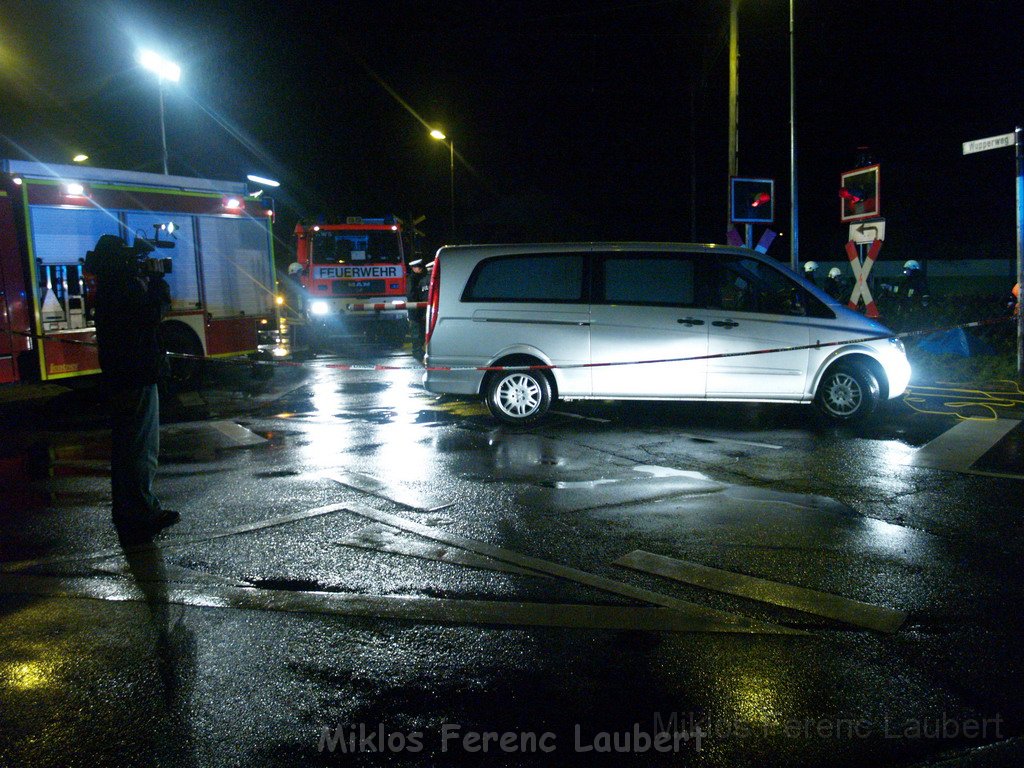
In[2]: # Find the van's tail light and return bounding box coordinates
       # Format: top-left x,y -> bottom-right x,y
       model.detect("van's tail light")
425,255 -> 441,345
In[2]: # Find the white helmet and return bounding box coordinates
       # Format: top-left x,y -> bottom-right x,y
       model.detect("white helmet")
803,261 -> 819,273
287,262 -> 304,276
828,267 -> 842,279
903,260 -> 921,272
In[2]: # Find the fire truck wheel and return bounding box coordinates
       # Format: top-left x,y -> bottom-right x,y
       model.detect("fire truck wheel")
160,322 -> 204,392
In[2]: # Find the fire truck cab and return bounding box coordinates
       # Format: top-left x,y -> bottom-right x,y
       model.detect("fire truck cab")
0,160 -> 277,387
290,217 -> 407,345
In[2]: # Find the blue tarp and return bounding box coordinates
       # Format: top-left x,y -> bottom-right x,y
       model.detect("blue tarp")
918,327 -> 995,357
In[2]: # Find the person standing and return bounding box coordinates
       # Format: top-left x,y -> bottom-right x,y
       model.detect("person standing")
802,261 -> 819,287
88,234 -> 179,543
406,259 -> 429,361
824,267 -> 847,301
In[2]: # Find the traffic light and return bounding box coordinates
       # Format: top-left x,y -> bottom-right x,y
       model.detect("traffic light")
731,177 -> 775,223
839,164 -> 880,222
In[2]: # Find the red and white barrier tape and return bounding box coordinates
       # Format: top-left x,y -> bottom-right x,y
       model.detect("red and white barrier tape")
344,301 -> 428,312
9,314 -> 1018,374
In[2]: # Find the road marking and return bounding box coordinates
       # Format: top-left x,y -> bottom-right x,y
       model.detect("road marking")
161,419 -> 268,448
341,502 -> 802,635
338,523 -> 544,577
210,420 -> 267,446
0,502 -> 350,574
0,573 -> 784,634
613,550 -> 906,633
424,399 -> 489,417
908,419 -> 1021,477
326,471 -> 453,512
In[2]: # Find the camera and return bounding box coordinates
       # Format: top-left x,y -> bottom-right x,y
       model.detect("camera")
133,237 -> 174,275
84,224 -> 176,277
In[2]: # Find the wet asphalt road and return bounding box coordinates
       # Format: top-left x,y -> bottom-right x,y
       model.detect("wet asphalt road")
1,347 -> 1023,767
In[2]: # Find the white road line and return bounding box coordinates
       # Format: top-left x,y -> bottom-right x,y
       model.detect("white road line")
341,502 -> 802,635
0,573 -> 780,634
614,550 -> 906,633
325,471 -> 452,512
909,419 -> 1020,476
0,502 -> 350,573
338,523 -> 543,577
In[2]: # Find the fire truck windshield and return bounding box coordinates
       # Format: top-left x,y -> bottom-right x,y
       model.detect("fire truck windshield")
311,231 -> 402,265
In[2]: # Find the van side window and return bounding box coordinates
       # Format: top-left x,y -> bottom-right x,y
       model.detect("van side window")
462,254 -> 585,303
599,255 -> 699,307
713,257 -> 809,316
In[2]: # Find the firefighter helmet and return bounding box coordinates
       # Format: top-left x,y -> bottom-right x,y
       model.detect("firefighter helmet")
287,262 -> 304,276
803,261 -> 818,273
903,260 -> 921,273
828,267 -> 842,279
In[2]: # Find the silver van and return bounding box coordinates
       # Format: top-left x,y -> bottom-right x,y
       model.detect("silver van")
422,243 -> 911,426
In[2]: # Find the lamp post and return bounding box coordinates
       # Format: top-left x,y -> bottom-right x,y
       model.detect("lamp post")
788,0 -> 799,271
138,50 -> 181,175
727,1 -> 798,270
430,129 -> 455,240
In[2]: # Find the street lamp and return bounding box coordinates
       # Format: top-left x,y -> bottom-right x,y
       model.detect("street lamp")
727,1 -> 799,270
430,129 -> 455,240
138,49 -> 181,175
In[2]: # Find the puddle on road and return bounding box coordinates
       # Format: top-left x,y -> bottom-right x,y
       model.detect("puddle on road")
336,382 -> 392,395
252,469 -> 301,479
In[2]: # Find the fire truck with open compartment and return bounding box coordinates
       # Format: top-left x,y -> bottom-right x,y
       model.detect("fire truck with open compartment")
289,217 -> 408,346
0,160 -> 277,388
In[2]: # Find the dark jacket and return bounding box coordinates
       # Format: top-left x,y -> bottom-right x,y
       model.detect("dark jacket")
407,267 -> 429,320
92,241 -> 171,388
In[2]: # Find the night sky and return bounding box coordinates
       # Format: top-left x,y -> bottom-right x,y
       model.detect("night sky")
2,1 -> 1022,265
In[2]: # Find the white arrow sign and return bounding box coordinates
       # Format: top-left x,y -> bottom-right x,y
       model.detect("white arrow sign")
962,133 -> 1015,155
849,218 -> 886,245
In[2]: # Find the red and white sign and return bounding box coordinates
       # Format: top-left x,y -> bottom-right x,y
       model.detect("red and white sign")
315,265 -> 403,280
840,164 -> 880,223
846,239 -> 882,318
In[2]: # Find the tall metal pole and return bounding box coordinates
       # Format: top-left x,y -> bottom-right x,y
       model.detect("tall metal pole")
1015,126 -> 1023,379
789,0 -> 799,270
449,140 -> 455,241
727,0 -> 739,236
158,79 -> 169,175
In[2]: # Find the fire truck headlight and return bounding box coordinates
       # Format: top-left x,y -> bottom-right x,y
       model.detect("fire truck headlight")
310,301 -> 330,316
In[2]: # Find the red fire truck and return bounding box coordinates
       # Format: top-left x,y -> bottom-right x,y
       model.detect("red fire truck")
0,160 -> 277,387
289,217 -> 407,345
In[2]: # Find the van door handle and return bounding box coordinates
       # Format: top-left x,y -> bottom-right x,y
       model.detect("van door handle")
711,320 -> 739,329
677,317 -> 705,326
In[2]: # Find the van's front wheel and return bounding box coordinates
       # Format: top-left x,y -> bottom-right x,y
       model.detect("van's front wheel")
815,363 -> 880,422
485,370 -> 552,426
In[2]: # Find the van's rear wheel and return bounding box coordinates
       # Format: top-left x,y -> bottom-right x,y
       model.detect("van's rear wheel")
485,369 -> 552,426
815,363 -> 880,422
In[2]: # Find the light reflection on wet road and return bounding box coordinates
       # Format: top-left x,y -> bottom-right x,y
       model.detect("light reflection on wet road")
1,352 -> 1022,767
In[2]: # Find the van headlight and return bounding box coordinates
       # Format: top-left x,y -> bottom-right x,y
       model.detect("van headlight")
888,337 -> 905,355
310,301 -> 330,316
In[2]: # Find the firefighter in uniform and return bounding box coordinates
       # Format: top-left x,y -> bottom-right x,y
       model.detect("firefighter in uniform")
406,259 -> 429,361
802,260 -> 819,287
88,234 -> 179,543
824,267 -> 847,301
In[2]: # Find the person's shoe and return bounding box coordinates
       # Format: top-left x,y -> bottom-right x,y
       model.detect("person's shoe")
147,509 -> 180,537
114,518 -> 155,547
